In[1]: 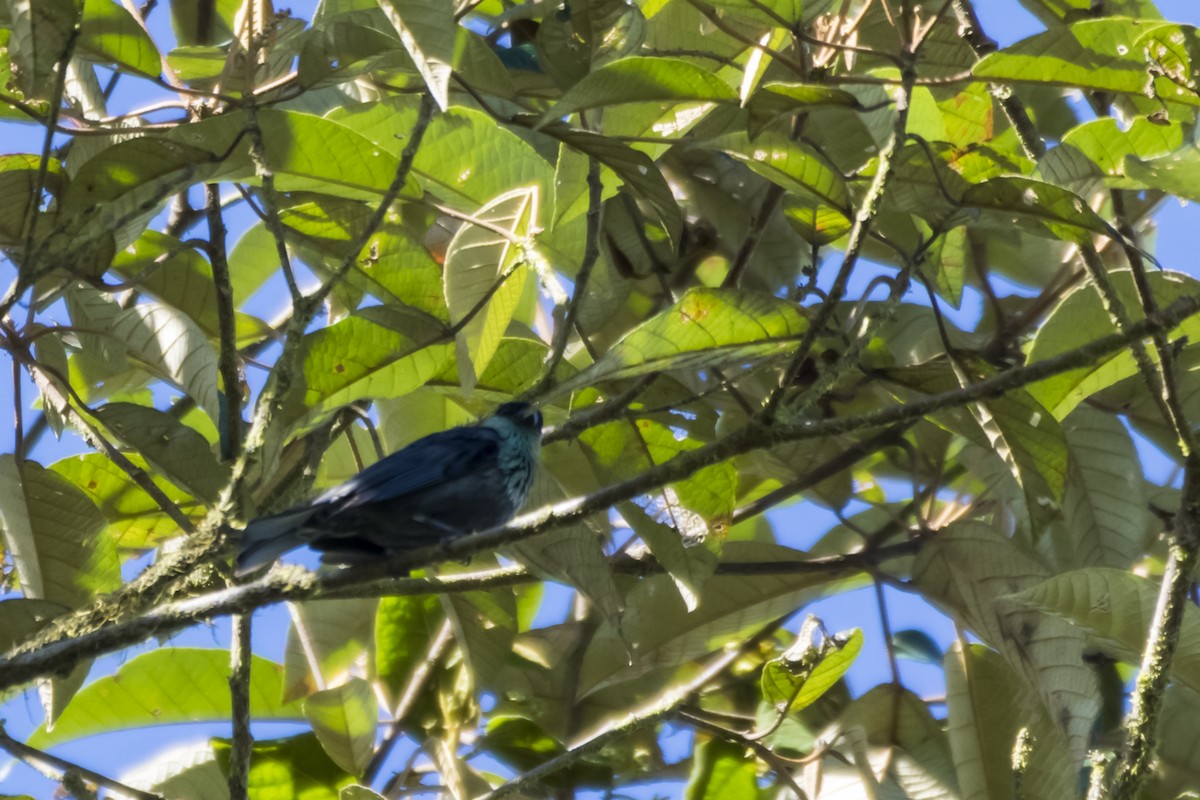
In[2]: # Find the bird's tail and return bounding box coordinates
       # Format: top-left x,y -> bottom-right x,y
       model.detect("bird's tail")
235,506 -> 319,575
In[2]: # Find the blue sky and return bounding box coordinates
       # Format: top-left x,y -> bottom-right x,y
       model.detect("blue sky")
3,1 -> 1200,797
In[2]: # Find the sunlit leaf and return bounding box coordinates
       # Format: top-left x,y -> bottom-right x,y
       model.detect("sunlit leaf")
28,648 -> 304,747
377,0 -> 453,109
304,679 -> 378,778
1028,269 -> 1200,419
561,288 -> 807,390
0,456 -> 118,609
443,186 -> 537,389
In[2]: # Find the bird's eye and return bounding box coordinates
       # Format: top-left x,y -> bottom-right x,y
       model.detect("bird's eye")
532,410 -> 543,429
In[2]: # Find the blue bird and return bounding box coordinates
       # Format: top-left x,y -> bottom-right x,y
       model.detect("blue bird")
236,402 -> 542,574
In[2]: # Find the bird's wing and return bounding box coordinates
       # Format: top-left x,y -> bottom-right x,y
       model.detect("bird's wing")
317,426 -> 502,512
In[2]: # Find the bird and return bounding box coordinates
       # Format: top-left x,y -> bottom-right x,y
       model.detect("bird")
235,401 -> 543,574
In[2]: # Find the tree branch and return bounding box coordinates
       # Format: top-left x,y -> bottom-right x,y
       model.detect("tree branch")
205,183 -> 244,461
3,291 -> 1200,691
227,612 -> 253,800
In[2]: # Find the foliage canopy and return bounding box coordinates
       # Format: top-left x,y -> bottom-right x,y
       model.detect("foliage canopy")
3,0 -> 1200,799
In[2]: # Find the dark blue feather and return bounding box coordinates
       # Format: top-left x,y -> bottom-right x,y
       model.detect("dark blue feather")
235,402 -> 542,574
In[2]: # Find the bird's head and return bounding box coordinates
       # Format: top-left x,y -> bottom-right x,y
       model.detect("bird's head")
489,401 -> 543,438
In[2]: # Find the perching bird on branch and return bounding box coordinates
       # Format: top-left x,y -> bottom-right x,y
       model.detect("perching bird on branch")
235,402 -> 543,574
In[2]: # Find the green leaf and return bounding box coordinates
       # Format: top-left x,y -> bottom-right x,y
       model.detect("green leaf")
561,288 -> 807,390
1009,568 -> 1200,696
1057,407 -> 1146,570
0,456 -> 118,609
168,108 -> 422,201
531,121 -> 682,245
227,221 -> 285,300
944,643 -> 1076,800
341,786 -> 386,800
214,733 -> 355,800
913,521 -> 1099,759
92,402 -> 227,502
973,18 -> 1187,98
715,130 -> 852,212
443,186 -> 537,389
166,44 -> 226,81
375,594 -> 443,709
481,716 -> 612,786
536,0 -> 645,88
4,0 -> 83,100
1151,684 -> 1200,797
760,628 -> 863,714
620,500 -> 718,613
1040,116 -> 1184,192
893,629 -> 943,665
507,466 -> 624,631
443,580 -> 519,691
539,56 -> 736,124
1126,143 -> 1200,203
28,648 -> 303,747
112,230 -> 270,344
283,599 -> 378,703
329,101 -> 554,216
1136,22 -> 1200,106
0,154 -> 65,247
581,417 -> 737,522
837,685 -> 962,798
580,542 -> 854,694
0,598 -> 69,652
56,136 -> 218,255
1028,269 -> 1200,419
169,0 -> 239,46
893,363 -> 1068,522
377,0 -> 454,110
961,176 -> 1109,244
67,284 -> 222,421
685,738 -> 760,800
746,81 -> 862,137
301,314 -> 452,423
304,679 -> 379,779
79,0 -> 160,75
51,452 -> 202,551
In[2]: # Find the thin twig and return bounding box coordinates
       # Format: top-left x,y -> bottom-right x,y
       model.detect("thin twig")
676,709 -> 808,799
12,346 -> 23,461
765,60 -> 916,417
20,23 -> 79,274
0,723 -> 163,800
874,578 -> 900,684
228,613 -> 253,800
951,0 -> 1045,161
244,106 -> 302,304
478,616 -> 793,800
722,185 -> 786,290
1109,187 -> 1196,459
529,158 -> 603,399
365,620 -> 454,787
731,424 -> 912,524
205,183 -> 244,460
8,348 -> 197,534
